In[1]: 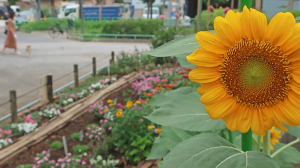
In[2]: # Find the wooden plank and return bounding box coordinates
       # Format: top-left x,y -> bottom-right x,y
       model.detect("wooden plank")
0,72 -> 137,165
140,160 -> 156,168
136,160 -> 146,168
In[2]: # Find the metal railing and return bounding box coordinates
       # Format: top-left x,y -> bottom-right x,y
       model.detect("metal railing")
72,33 -> 155,39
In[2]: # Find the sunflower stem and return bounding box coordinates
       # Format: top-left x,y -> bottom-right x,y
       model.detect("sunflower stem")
240,0 -> 252,11
242,129 -> 252,152
228,129 -> 234,144
271,138 -> 300,158
256,136 -> 262,152
263,130 -> 271,155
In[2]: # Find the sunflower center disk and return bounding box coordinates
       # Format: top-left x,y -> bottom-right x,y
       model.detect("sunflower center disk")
220,39 -> 291,107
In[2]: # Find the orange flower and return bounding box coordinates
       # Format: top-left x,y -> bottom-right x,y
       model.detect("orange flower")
155,128 -> 162,134
148,83 -> 152,86
136,100 -> 141,104
169,84 -> 174,87
185,81 -> 189,85
147,93 -> 152,97
155,87 -> 159,90
163,84 -> 167,87
148,125 -> 154,130
103,109 -> 109,113
159,87 -> 163,90
131,125 -> 134,128
185,68 -> 192,71
116,109 -> 123,118
157,84 -> 161,87
168,87 -> 172,90
144,99 -> 150,102
143,92 -> 147,95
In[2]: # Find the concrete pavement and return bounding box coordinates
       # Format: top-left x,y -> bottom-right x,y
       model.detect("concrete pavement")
0,31 -> 150,119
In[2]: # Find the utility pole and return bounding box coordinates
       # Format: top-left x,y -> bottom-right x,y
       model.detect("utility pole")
79,0 -> 84,34
197,0 -> 202,32
168,0 -> 171,26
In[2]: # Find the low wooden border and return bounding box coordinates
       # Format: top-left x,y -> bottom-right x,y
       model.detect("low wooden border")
0,72 -> 137,166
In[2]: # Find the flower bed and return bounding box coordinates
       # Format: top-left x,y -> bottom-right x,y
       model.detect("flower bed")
5,65 -> 194,168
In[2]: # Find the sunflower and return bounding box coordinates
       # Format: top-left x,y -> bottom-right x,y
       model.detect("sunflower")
261,127 -> 281,150
187,7 -> 300,136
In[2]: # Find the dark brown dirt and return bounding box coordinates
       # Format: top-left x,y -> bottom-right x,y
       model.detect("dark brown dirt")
2,83 -> 137,168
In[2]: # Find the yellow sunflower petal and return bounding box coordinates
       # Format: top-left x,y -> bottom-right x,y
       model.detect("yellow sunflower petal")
186,49 -> 221,67
225,10 -> 243,40
292,60 -> 300,72
196,31 -> 228,55
197,81 -> 220,95
251,108 -> 266,136
214,16 -> 239,47
236,105 -> 252,133
205,97 -> 236,119
281,24 -> 300,55
287,91 -> 300,109
276,99 -> 300,126
189,67 -> 220,83
249,8 -> 267,41
241,6 -> 253,39
223,103 -> 242,131
262,106 -> 287,131
200,84 -> 227,104
290,80 -> 300,95
288,49 -> 300,62
270,144 -> 274,150
266,12 -> 295,46
260,107 -> 274,131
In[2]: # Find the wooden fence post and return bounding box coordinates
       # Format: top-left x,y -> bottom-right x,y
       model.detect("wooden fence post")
110,51 -> 115,65
74,64 -> 79,88
10,90 -> 17,123
47,75 -> 53,102
92,57 -> 96,77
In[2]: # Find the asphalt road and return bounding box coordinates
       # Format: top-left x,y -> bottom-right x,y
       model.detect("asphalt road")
0,25 -> 149,119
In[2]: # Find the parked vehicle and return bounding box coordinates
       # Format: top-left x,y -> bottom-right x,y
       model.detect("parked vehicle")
83,4 -> 134,20
57,2 -> 76,18
142,5 -> 161,19
64,4 -> 79,19
10,5 -> 20,15
14,10 -> 45,24
0,5 -> 10,20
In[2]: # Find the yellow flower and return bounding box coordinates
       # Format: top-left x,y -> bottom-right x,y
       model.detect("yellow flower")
109,103 -> 114,107
148,125 -> 154,130
116,110 -> 123,118
103,109 -> 109,113
156,128 -> 162,134
107,99 -> 113,104
136,100 -> 141,105
261,127 -> 281,150
187,7 -> 300,136
126,101 -> 133,108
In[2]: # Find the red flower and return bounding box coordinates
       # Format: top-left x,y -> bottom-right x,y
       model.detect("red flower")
183,74 -> 189,79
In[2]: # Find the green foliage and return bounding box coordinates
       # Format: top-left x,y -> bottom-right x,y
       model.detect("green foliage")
287,10 -> 300,18
151,26 -> 176,49
49,141 -> 62,149
70,133 -> 80,140
21,19 -> 163,35
175,53 -> 195,68
144,33 -> 200,57
17,165 -> 33,168
73,145 -> 88,154
145,91 -> 226,132
272,143 -> 300,168
30,111 -> 41,123
128,135 -> 154,163
160,133 -> 280,168
111,103 -> 157,163
147,137 -> 169,160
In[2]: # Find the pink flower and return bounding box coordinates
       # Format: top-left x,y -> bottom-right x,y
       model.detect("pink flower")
43,157 -> 48,161
37,159 -> 44,164
95,135 -> 98,138
89,135 -> 94,138
88,109 -> 92,112
66,158 -> 71,162
115,148 -> 118,151
161,79 -> 167,83
6,129 -> 12,134
46,154 -> 50,157
68,153 -> 71,156
88,87 -> 91,90
99,112 -> 103,114
82,161 -> 86,165
76,159 -> 81,162
34,157 -> 39,160
98,132 -> 101,135
70,94 -> 76,98
223,7 -> 230,15
132,108 -> 135,110
87,127 -> 91,130
104,120 -> 107,123
108,127 -> 112,130
56,163 -> 59,166
85,133 -> 89,136
183,74 -> 189,79
100,119 -> 103,123
42,150 -> 47,154
140,107 -> 142,109
209,5 -> 215,12
139,119 -> 143,122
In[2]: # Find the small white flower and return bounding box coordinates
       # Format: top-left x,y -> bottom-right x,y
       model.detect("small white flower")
83,152 -> 87,156
39,112 -> 43,116
63,100 -> 68,104
102,160 -> 106,166
79,149 -> 81,152
67,98 -> 73,103
90,158 -> 97,164
96,155 -> 102,161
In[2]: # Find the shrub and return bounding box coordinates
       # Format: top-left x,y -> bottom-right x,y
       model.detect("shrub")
70,133 -> 80,140
17,165 -> 33,168
49,141 -> 62,149
73,144 -> 87,154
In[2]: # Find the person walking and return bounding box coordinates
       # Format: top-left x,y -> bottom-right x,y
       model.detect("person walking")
1,10 -> 21,55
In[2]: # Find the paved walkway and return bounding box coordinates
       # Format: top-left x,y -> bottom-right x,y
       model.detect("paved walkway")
0,31 -> 150,119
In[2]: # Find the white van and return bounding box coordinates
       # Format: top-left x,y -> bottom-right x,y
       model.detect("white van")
64,4 -> 79,19
57,2 -> 76,18
10,5 -> 20,15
